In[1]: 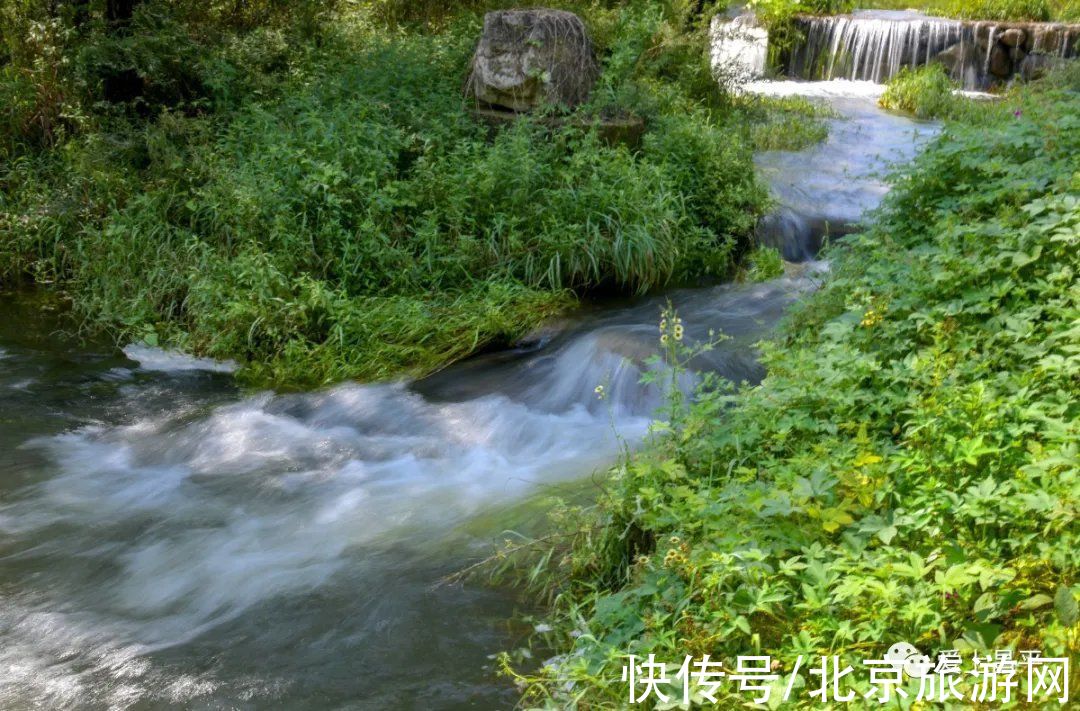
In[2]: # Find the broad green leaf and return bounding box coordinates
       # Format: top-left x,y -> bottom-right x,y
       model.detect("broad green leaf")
1054,587 -> 1078,627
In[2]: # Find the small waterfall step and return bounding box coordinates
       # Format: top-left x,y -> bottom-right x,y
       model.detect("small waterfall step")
711,9 -> 1080,90
786,10 -> 1080,89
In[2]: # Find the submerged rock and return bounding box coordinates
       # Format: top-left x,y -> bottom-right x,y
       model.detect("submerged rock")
466,9 -> 599,112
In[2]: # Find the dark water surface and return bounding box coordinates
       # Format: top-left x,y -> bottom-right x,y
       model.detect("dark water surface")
0,85 -> 931,709
0,275 -> 810,709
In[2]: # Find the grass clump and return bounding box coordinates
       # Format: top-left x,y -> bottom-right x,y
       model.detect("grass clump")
876,63 -> 1001,120
0,1 -> 768,388
503,64 -> 1080,706
739,94 -> 836,151
880,65 -> 960,118
740,245 -> 786,281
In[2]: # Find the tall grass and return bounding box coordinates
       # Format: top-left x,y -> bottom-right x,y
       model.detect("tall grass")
0,1 -> 768,387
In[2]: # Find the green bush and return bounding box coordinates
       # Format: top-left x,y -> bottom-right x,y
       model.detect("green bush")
741,245 -> 785,281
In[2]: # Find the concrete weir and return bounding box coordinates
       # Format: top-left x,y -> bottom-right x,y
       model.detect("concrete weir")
785,10 -> 1080,89
711,9 -> 1080,89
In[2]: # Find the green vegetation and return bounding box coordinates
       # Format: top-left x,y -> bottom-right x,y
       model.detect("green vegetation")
741,95 -> 836,151
740,245 -> 786,281
752,0 -> 1080,23
2,1 -> 819,388
877,63 -> 1000,120
860,0 -> 1080,22
503,64 -> 1080,706
879,65 -> 963,119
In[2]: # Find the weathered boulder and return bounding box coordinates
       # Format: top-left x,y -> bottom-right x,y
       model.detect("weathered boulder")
466,9 -> 598,112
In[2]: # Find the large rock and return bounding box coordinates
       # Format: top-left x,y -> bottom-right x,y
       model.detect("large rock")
999,28 -> 1025,47
467,9 -> 599,112
988,44 -> 1012,78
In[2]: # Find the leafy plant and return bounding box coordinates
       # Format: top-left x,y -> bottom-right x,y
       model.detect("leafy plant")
0,0 -> 770,387
505,62 -> 1080,707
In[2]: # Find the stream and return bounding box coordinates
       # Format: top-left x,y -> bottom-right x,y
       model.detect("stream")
0,82 -> 937,709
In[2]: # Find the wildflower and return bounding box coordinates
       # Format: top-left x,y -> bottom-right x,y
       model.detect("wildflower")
673,324 -> 684,341
663,549 -> 684,567
594,384 -> 605,399
660,334 -> 668,345
1013,109 -> 1022,118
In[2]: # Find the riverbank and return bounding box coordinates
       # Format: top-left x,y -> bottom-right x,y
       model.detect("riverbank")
511,62 -> 1080,706
0,1 -> 840,390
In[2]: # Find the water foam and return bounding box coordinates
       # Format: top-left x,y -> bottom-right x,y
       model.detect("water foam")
122,344 -> 238,374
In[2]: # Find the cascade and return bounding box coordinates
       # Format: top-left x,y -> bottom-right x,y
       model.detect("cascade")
711,13 -> 769,81
788,10 -> 964,84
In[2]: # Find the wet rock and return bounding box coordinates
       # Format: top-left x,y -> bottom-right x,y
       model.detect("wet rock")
973,22 -> 999,51
988,44 -> 1012,78
1030,24 -> 1067,54
1000,28 -> 1025,47
466,9 -> 598,112
935,41 -> 981,78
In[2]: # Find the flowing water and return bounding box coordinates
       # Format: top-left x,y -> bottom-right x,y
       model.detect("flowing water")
0,84 -> 936,709
788,10 -> 966,85
750,80 -> 939,261
783,10 -> 1079,89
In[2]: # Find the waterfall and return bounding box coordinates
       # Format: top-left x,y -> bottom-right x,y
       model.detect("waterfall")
789,10 -> 964,84
711,13 -> 769,81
